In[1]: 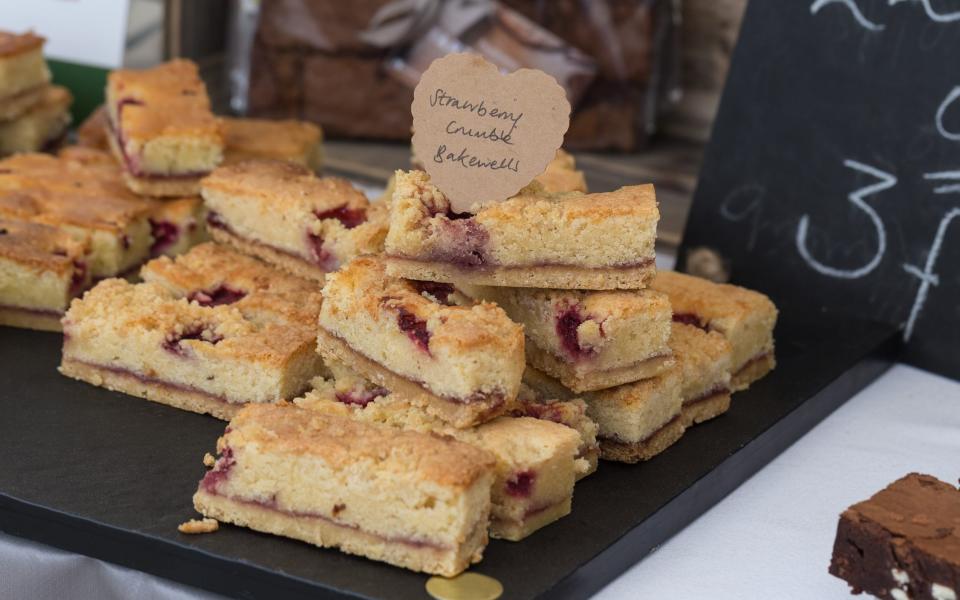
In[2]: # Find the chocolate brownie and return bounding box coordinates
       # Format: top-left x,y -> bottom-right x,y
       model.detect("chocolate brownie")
830,473 -> 960,600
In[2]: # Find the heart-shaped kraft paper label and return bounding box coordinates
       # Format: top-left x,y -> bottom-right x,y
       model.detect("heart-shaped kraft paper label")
412,53 -> 571,213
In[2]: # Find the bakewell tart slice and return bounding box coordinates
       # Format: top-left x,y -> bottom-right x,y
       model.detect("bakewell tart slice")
105,59 -> 224,197
75,104 -> 109,150
0,218 -> 90,331
669,322 -> 733,428
60,277 -> 323,420
461,284 -> 674,392
0,31 -> 50,121
384,170 -> 658,290
296,375 -> 580,541
0,153 -> 156,279
317,256 -> 524,428
221,117 -> 324,171
651,270 -> 778,391
140,242 -> 322,328
201,160 -> 387,282
0,85 -> 71,157
514,384 -> 600,479
194,403 -> 495,576
524,366 -> 685,464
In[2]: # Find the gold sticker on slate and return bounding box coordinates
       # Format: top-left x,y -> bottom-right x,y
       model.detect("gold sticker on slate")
412,53 -> 571,214
425,572 -> 504,600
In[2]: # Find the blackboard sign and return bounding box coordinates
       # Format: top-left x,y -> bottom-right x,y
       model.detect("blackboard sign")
680,0 -> 960,380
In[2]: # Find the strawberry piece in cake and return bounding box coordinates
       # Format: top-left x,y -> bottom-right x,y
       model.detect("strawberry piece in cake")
296,373 -> 581,541
461,284 -> 674,392
0,85 -> 71,157
651,271 -> 778,390
384,170 -> 658,290
524,366 -> 685,464
148,197 -> 208,257
221,117 -> 323,171
201,160 -> 387,282
0,153 -> 156,279
317,256 -> 524,428
0,218 -> 90,331
61,245 -> 324,419
194,403 -> 495,576
0,31 -> 50,121
669,322 -> 733,428
105,59 -> 224,197
140,242 -> 322,327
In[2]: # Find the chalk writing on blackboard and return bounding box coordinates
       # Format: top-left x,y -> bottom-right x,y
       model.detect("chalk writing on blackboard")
936,87 -> 960,141
810,0 -> 884,31
925,170 -> 960,194
891,0 -> 960,23
796,160 -> 895,279
903,207 -> 960,340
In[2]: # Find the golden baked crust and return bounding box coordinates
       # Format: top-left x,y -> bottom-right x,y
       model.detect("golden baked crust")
0,217 -> 87,276
536,150 -> 588,194
221,117 -> 323,169
0,85 -> 48,121
598,415 -> 685,464
680,391 -> 731,428
0,31 -> 44,57
106,59 -> 221,141
203,160 -> 362,210
141,242 -> 321,327
226,403 -> 494,489
0,85 -> 72,157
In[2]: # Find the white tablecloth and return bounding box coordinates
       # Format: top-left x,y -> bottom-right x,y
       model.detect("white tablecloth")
2,364 -> 957,599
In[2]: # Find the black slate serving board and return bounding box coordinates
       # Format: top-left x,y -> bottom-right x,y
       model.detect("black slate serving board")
0,311 -> 898,599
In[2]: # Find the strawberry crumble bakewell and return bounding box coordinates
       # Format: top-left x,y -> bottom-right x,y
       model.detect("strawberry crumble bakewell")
194,403 -> 495,576
651,271 -> 777,390
0,85 -> 71,157
0,153 -> 155,279
0,31 -> 50,121
60,262 -> 323,419
201,160 -> 387,282
317,257 -> 525,428
384,170 -> 658,289
140,243 -> 322,328
221,117 -> 324,170
0,218 -> 90,331
461,284 -> 673,392
669,322 -> 733,428
105,59 -> 224,197
524,366 -> 685,464
296,376 -> 581,541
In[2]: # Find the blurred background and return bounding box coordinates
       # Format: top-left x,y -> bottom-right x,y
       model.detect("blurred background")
6,0 -> 747,247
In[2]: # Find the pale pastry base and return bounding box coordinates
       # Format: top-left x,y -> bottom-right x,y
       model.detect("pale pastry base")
316,326 -> 507,428
209,228 -> 326,283
731,352 -> 776,392
0,306 -> 62,332
107,131 -> 203,197
527,342 -> 674,393
59,358 -> 245,420
490,497 -> 572,541
599,415 -> 685,464
680,391 -> 732,428
384,256 -> 656,291
193,489 -> 486,577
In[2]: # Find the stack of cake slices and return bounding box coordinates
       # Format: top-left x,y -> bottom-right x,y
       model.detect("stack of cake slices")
1,58 -> 328,332
0,31 -> 72,158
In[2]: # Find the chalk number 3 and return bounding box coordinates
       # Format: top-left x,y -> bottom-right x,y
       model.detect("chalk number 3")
796,160 -> 897,279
